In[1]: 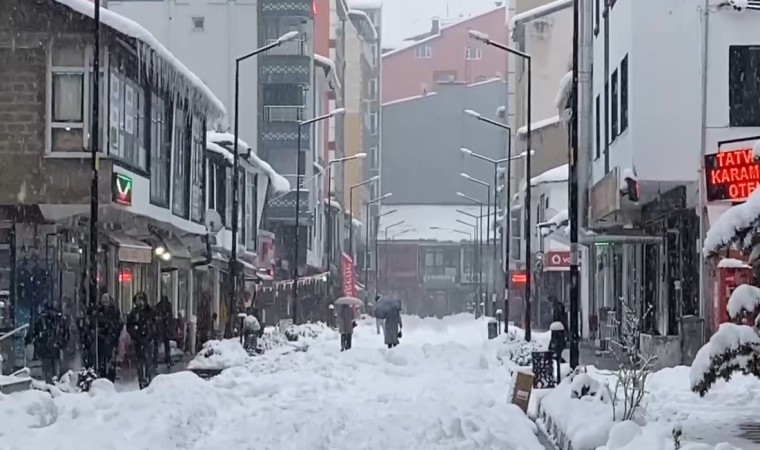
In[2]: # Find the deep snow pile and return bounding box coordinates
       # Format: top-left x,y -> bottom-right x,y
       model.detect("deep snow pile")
258,322 -> 329,351
689,322 -> 760,395
725,284 -> 760,320
187,338 -> 250,370
493,330 -> 548,367
597,420 -> 740,450
0,314 -> 544,450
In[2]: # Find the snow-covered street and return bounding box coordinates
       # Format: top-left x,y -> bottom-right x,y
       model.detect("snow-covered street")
0,315 -> 544,450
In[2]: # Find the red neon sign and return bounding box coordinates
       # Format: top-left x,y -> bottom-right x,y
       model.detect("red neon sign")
704,148 -> 760,202
511,271 -> 527,285
119,269 -> 133,283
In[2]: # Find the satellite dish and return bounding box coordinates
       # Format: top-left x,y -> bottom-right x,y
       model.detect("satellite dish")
204,209 -> 223,235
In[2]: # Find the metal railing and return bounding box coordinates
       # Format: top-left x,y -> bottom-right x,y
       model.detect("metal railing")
264,39 -> 308,56
263,105 -> 305,122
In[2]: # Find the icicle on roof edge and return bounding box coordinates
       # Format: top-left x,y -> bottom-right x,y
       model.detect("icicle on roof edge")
53,0 -> 226,123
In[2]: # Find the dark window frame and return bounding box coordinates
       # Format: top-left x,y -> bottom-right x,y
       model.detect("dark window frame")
620,55 -> 629,134
149,92 -> 173,208
595,94 -> 601,160
728,45 -> 760,127
171,99 -> 192,219
611,69 -> 619,141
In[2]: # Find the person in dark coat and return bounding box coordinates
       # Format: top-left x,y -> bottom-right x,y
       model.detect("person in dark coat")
97,293 -> 122,382
384,306 -> 403,349
27,303 -> 68,383
549,295 -> 568,355
127,292 -> 154,389
153,295 -> 173,367
337,304 -> 355,351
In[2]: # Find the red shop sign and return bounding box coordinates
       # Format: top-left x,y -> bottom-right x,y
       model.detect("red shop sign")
544,251 -> 571,271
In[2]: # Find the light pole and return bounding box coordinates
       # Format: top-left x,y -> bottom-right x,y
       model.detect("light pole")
363,195 -> 389,301
469,29 -> 534,341
292,107 -> 346,324
461,173 -> 492,315
455,219 -> 478,302
456,194 -> 485,316
374,209 -> 397,297
348,176 -> 381,265
325,153 -> 366,273
383,220 -> 405,292
88,0 -> 102,371
227,30 -> 300,335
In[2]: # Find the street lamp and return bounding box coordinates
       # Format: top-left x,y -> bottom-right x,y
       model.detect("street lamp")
457,194 -> 485,316
461,174 -> 493,315
469,28 -> 534,341
348,176 -> 381,265
226,30 -> 301,335
364,194 -> 390,301
391,228 -> 414,239
373,209 -> 397,296
292,106 -> 346,325
381,220 -> 405,293
325,153 -> 366,273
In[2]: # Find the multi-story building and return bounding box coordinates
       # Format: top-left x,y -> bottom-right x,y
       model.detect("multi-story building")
0,0 -> 289,368
380,6 -> 508,103
256,0 -> 321,282
579,0 -> 760,363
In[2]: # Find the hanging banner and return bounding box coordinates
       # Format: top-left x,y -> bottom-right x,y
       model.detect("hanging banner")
342,252 -> 356,297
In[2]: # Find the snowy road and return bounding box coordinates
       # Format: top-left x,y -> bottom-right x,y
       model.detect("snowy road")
0,315 -> 544,450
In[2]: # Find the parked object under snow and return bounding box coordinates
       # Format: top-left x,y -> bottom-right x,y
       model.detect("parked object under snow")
188,339 -> 249,371
690,322 -> 760,396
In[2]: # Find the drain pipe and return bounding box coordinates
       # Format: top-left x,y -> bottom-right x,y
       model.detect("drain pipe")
697,0 -> 711,326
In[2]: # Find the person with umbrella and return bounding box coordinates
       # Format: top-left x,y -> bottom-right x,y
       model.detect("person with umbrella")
334,296 -> 361,351
374,295 -> 384,336
375,297 -> 402,349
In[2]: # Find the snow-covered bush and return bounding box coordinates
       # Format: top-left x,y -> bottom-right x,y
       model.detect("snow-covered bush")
259,322 -> 328,351
726,284 -> 760,324
690,322 -> 760,396
188,338 -> 249,370
495,331 -> 546,367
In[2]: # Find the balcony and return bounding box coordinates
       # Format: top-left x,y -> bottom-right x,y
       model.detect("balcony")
260,106 -> 309,150
260,43 -> 311,84
260,0 -> 314,17
267,190 -> 313,225
422,267 -> 459,288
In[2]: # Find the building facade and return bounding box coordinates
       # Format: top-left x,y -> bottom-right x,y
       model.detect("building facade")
381,6 -> 508,104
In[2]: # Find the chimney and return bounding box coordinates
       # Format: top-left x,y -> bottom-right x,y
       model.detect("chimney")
431,17 -> 441,34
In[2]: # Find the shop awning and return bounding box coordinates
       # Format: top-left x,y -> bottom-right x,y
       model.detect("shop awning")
112,234 -> 152,264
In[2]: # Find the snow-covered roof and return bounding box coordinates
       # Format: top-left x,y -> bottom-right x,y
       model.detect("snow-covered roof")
517,116 -> 563,136
377,204 -> 488,242
382,5 -> 505,58
348,10 -> 379,41
510,0 -> 572,29
718,258 -> 751,269
467,77 -> 503,88
703,186 -> 760,256
206,131 -> 290,193
52,0 -> 225,120
347,0 -> 383,9
531,164 -> 569,186
382,92 -> 437,107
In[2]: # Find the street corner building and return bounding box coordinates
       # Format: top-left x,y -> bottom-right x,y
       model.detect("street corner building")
0,0 -> 290,371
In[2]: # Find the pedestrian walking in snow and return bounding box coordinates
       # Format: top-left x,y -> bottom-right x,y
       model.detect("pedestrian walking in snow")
27,303 -> 67,383
97,293 -> 122,382
337,304 -> 355,351
374,295 -> 384,335
384,307 -> 402,349
154,295 -> 173,367
127,292 -> 155,389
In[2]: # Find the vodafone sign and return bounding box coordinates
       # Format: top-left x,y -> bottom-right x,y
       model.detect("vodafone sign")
544,251 -> 570,271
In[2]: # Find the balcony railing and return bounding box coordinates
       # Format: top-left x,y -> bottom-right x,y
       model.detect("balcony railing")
264,39 -> 308,56
263,105 -> 305,122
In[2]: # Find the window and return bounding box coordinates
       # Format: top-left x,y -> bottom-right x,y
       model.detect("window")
238,170 -> 246,245
465,46 -> 482,60
424,249 -> 444,267
149,93 -> 172,206
620,55 -> 629,133
510,207 -> 521,261
604,80 -> 609,152
109,65 -> 148,170
595,95 -> 601,159
172,102 -> 191,218
370,111 -> 378,135
207,161 -> 227,225
246,173 -> 259,249
50,41 -> 85,152
225,166 -> 233,227
190,116 -> 205,223
368,78 -> 378,99
370,146 -> 378,168
728,46 -> 760,127
369,44 -> 378,65
594,0 -> 600,36
414,44 -> 432,59
192,17 -> 204,31
610,69 -> 618,141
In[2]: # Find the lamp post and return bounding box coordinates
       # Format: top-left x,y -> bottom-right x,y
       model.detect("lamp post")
382,220 -> 405,292
374,209 -> 397,297
469,29 -> 534,341
227,30 -> 300,335
461,173 -> 492,315
325,153 -> 366,273
348,176 -> 381,265
456,194 -> 485,316
364,195 -> 389,300
455,219 -> 478,304
292,107 -> 346,324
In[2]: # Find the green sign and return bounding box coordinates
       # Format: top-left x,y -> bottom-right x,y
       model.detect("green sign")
112,173 -> 133,206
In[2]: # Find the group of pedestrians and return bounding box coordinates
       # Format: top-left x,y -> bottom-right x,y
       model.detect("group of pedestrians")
27,292 -> 179,389
335,296 -> 403,351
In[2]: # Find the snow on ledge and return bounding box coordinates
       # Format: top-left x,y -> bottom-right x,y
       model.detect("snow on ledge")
531,164 -> 568,186
348,10 -> 378,41
516,115 -> 562,136
347,0 -> 383,8
53,0 -> 225,120
510,0 -> 573,28
554,70 -> 572,110
718,258 -> 751,269
314,53 -> 342,92
703,186 -> 760,256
